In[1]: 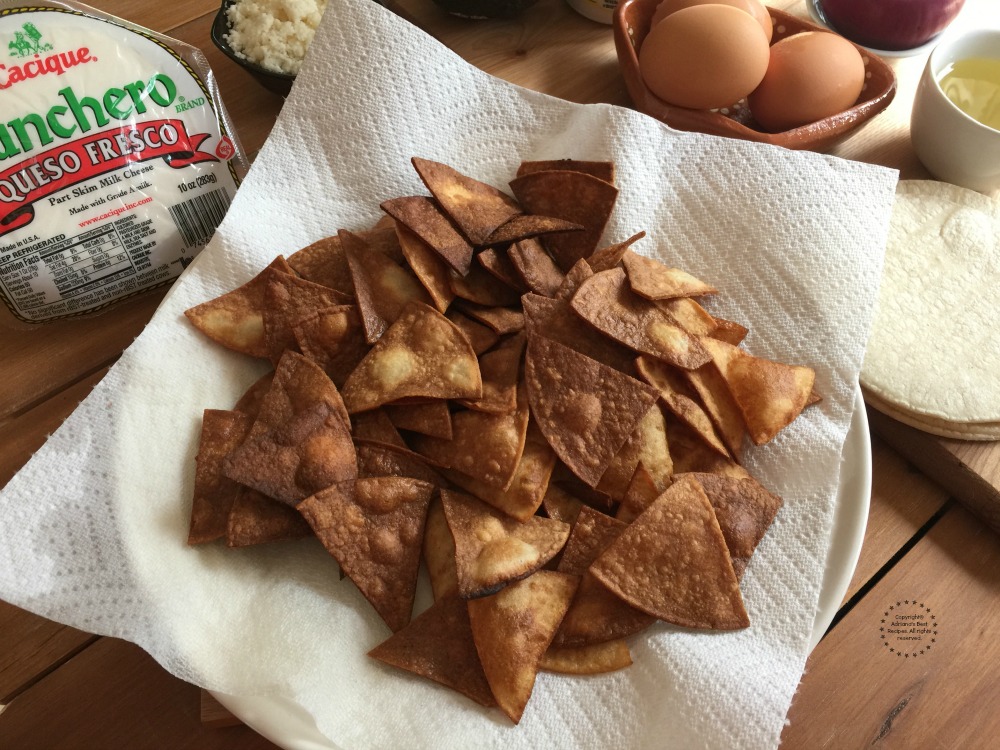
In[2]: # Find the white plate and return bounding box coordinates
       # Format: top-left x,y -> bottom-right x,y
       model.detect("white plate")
212,388 -> 872,750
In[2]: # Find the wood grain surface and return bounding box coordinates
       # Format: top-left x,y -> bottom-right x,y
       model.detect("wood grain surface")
1,0 -> 998,748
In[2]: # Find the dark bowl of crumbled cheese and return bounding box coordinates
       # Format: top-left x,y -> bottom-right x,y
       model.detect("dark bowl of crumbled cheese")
211,0 -> 328,96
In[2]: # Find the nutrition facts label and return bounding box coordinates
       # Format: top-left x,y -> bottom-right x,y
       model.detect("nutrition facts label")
39,226 -> 134,301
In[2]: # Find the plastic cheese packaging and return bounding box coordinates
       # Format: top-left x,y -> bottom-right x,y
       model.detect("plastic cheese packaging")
0,1 -> 248,326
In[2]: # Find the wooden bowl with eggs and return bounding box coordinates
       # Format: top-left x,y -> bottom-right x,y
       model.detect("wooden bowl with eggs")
613,1 -> 897,150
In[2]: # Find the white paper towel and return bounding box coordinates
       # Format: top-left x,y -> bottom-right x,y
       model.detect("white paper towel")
0,1 -> 898,748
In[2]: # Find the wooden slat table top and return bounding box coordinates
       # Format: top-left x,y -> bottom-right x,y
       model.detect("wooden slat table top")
1,0 -> 997,748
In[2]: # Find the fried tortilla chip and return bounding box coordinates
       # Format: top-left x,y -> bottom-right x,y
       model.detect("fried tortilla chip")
352,409 -> 407,447
586,231 -> 646,274
184,256 -> 293,358
516,159 -> 615,184
341,301 -> 482,413
223,400 -> 357,506
666,417 -> 751,479
262,271 -> 352,364
710,316 -> 750,346
552,506 -> 656,647
553,258 -> 595,300
570,268 -> 711,370
412,157 -> 521,246
355,443 -> 445,486
287,234 -> 353,296
381,196 -> 474,275
525,335 -> 659,487
442,422 -> 556,522
188,409 -> 253,545
291,305 -> 369,388
541,483 -> 585,526
615,463 -> 661,524
467,571 -> 579,723
477,247 -> 527,291
596,403 -> 671,501
441,489 -> 570,599
368,594 -> 496,707
232,371 -> 276,418
636,355 -> 730,457
590,474 -> 749,630
455,302 -> 524,335
450,265 -> 521,307
684,361 -> 747,459
226,487 -> 313,547
509,170 -> 618,271
658,297 -> 718,336
622,251 -> 718,300
341,229 -> 432,344
484,214 -> 583,246
508,238 -> 564,297
457,332 -> 525,414
540,639 -> 632,674
395,221 -> 456,313
687,472 -> 783,580
299,476 -> 435,631
522,293 -> 633,372
249,350 -> 351,440
701,337 -> 815,445
413,383 -> 530,491
446,309 -> 500,355
423,495 -> 459,602
386,401 -> 453,439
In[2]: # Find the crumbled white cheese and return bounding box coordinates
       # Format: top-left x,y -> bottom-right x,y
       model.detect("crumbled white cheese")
225,0 -> 328,76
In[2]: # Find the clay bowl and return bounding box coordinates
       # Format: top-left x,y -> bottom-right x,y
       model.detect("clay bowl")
613,0 -> 897,151
211,0 -> 295,97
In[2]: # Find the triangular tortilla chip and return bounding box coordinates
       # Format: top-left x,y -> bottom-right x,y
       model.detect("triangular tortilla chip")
521,293 -> 633,372
226,487 -> 313,547
636,355 -> 730,457
586,231 -> 646,273
413,383 -> 530,491
355,443 -> 445,486
287,234 -> 353,296
541,483 -> 585,526
441,489 -> 570,598
595,403 -> 671,501
381,196 -> 474,275
552,507 -> 656,647
570,268 -> 711,370
263,272 -> 352,364
442,422 -> 556,522
341,301 -> 482,413
684,360 -> 747,459
455,302 -> 524,335
540,639 -> 632,675
622,250 -> 718,300
687,472 -> 783,580
188,409 -> 253,545
483,214 -> 583,246
184,256 -> 293,358
710,316 -> 749,345
291,304 -> 369,388
423,495 -> 459,602
232,371 -> 275,418
508,238 -> 564,297
509,170 -> 618,271
666,417 -> 751,480
467,571 -> 579,723
589,474 -> 750,630
353,409 -> 406,447
386,401 -> 453,439
553,258 -> 594,300
615,463 -> 661,524
449,265 -> 521,307
395,220 -> 456,313
412,157 -> 521,246
525,335 -> 659,487
223,400 -> 357,505
446,309 -> 499,355
516,159 -> 615,184
477,247 -> 527,291
341,229 -> 432,344
299,477 -> 435,631
657,297 -> 718,336
457,332 -> 525,414
701,337 -> 815,445
368,594 -> 496,707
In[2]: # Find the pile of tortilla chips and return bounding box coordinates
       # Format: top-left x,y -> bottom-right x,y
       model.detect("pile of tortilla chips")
183,157 -> 816,723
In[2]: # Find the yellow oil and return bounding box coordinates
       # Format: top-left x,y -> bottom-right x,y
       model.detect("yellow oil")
937,56 -> 1000,132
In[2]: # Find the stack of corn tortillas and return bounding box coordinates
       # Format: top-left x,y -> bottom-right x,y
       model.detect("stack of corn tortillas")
861,180 -> 1000,440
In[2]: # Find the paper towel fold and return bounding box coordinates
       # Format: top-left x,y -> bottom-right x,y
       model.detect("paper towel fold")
0,1 -> 898,748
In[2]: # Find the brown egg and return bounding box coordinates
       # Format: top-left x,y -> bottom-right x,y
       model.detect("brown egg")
747,31 -> 866,132
651,0 -> 773,43
638,4 -> 771,110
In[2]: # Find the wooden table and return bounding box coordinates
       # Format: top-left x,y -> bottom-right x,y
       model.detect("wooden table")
2,1 -> 998,747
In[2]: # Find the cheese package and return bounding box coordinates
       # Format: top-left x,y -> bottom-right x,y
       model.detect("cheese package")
0,1 -> 248,325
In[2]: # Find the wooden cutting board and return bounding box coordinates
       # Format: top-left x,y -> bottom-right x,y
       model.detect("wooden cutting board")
867,406 -> 1000,533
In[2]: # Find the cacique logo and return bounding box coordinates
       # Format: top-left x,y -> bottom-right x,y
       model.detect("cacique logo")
1,20 -> 96,90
